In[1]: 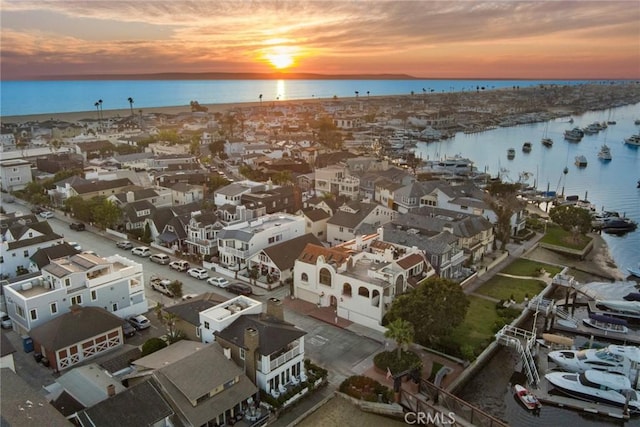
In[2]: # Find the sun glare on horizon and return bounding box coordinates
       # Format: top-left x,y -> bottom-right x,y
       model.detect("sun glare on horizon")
264,44 -> 296,70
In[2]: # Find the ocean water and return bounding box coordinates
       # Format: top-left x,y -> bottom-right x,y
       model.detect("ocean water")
0,79 -> 588,117
413,102 -> 640,275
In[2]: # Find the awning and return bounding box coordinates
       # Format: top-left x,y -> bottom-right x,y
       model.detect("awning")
158,231 -> 178,243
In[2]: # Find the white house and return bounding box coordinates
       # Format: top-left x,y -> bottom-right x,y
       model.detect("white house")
198,295 -> 263,344
213,181 -> 266,207
3,253 -> 147,334
1,214 -> 64,279
314,164 -> 360,200
207,297 -> 308,398
0,159 -> 32,192
216,213 -> 305,270
293,235 -> 433,331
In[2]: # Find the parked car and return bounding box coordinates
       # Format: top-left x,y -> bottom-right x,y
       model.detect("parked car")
149,276 -> 174,297
69,222 -> 85,231
31,206 -> 45,214
122,321 -> 136,337
207,276 -> 230,288
181,293 -> 199,301
131,246 -> 151,257
227,282 -> 253,296
40,211 -> 54,219
1,311 -> 12,329
128,314 -> 151,330
187,267 -> 209,280
169,260 -> 190,272
149,253 -> 171,265
116,240 -> 133,249
67,241 -> 82,251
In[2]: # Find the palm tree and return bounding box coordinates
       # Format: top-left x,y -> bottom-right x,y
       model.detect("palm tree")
94,101 -> 100,120
367,90 -> 370,99
127,97 -> 134,116
98,99 -> 104,131
259,93 -> 263,107
355,91 -> 359,98
385,318 -> 414,360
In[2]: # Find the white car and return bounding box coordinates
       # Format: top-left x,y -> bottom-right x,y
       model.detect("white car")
128,314 -> 151,330
67,241 -> 82,251
40,211 -> 54,219
131,246 -> 151,257
207,277 -> 230,288
187,268 -> 209,280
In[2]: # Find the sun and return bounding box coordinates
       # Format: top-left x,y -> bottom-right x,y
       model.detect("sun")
268,53 -> 294,69
265,45 -> 295,70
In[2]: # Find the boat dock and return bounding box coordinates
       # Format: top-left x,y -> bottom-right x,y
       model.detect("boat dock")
551,319 -> 640,345
532,349 -> 632,420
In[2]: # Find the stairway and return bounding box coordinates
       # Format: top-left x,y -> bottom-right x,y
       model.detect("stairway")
495,325 -> 540,385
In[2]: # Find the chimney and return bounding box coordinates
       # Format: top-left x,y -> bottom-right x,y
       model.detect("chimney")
244,327 -> 259,385
266,298 -> 284,321
107,384 -> 116,397
126,191 -> 135,203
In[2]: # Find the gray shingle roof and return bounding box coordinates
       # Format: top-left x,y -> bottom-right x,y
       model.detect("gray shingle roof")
261,233 -> 322,271
327,201 -> 378,228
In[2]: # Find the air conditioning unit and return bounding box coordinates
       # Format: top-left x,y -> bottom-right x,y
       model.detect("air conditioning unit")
21,282 -> 33,291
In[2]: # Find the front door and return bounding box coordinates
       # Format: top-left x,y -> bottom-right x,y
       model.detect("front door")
330,295 -> 337,307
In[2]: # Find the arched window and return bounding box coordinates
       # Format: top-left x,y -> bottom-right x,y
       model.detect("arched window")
301,272 -> 308,282
342,283 -> 352,297
372,290 -> 380,307
319,268 -> 332,287
395,276 -> 404,295
358,286 -> 370,298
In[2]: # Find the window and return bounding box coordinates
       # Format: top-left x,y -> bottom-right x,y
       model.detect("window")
65,278 -> 71,287
196,327 -> 201,338
50,302 -> 58,314
240,348 -> 245,360
319,268 -> 332,287
111,303 -> 118,312
71,295 -> 82,305
23,250 -> 29,257
342,283 -> 352,297
30,309 -> 37,321
16,306 -> 25,318
91,290 -> 97,301
301,272 -> 308,282
358,286 -> 370,298
0,256 -> 3,263
204,321 -> 210,329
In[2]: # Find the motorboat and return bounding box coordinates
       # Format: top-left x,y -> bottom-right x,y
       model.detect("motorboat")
548,345 -> 640,376
628,265 -> 640,279
545,370 -> 640,412
522,141 -> 532,153
601,217 -> 638,234
624,134 -> 640,146
564,127 -> 584,142
507,148 -> 516,159
595,299 -> 640,315
514,384 -> 541,410
582,314 -> 629,334
541,137 -> 553,147
582,122 -> 604,135
575,155 -> 588,167
598,144 -> 612,161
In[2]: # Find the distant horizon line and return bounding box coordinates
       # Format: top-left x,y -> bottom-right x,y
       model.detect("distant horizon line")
4,72 -> 637,82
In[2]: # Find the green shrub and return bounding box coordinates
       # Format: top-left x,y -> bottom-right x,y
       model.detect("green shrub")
373,350 -> 422,374
339,376 -> 393,403
141,337 -> 167,356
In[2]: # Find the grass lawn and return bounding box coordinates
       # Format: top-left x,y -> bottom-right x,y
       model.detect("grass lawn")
449,296 -> 498,352
540,224 -> 591,250
475,276 -> 546,302
501,259 -> 564,277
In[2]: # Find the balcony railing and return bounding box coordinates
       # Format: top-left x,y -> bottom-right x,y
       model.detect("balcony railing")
269,346 -> 301,371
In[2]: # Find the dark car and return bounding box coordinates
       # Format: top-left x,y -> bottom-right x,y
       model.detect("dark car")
122,321 -> 136,337
31,206 -> 44,214
69,222 -> 85,231
227,282 -> 253,296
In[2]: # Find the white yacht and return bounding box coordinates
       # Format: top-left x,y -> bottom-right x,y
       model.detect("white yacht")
548,345 -> 640,378
596,299 -> 640,315
624,134 -> 640,146
598,144 -> 612,161
545,370 -> 640,412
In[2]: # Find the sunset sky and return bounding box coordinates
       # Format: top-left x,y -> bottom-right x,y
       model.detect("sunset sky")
1,0 -> 639,80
